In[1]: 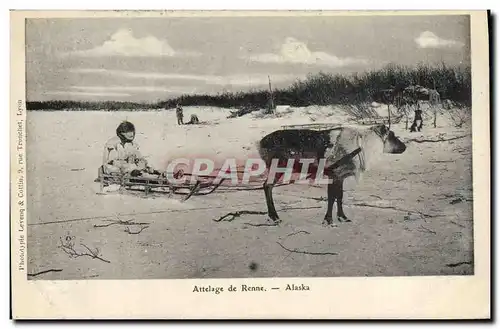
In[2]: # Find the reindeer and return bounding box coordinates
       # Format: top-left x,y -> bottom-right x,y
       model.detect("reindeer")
257,124 -> 406,225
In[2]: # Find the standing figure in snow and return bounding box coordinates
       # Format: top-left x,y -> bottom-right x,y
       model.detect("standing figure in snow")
176,104 -> 184,125
410,108 -> 423,132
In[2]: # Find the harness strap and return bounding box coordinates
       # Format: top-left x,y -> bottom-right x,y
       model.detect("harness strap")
306,147 -> 362,179
327,147 -> 362,171
357,134 -> 366,171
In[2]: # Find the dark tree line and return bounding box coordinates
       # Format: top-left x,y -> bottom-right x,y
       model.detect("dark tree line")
27,63 -> 471,111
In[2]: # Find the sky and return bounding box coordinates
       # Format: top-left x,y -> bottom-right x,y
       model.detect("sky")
25,14 -> 471,102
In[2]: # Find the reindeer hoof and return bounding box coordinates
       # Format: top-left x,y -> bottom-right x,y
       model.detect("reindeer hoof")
268,213 -> 281,224
337,215 -> 351,222
322,216 -> 334,226
322,220 -> 338,228
268,218 -> 282,226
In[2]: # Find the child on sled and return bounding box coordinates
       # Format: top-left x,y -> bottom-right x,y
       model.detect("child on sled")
102,121 -> 160,177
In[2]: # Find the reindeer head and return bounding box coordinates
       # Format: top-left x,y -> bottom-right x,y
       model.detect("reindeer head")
371,124 -> 406,154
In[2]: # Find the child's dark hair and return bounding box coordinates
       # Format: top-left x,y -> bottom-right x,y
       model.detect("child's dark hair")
116,121 -> 135,137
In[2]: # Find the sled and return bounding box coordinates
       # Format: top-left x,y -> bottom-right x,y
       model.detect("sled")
94,166 -> 226,201
94,146 -> 364,202
281,123 -> 342,130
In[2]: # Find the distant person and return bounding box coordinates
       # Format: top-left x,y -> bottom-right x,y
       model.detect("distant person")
185,114 -> 200,125
410,108 -> 423,132
176,104 -> 184,125
102,121 -> 159,177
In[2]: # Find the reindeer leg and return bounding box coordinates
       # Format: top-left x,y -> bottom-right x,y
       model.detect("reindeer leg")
335,179 -> 350,222
263,181 -> 281,223
323,181 -> 336,226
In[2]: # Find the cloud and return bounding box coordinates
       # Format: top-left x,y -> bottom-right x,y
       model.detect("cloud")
243,37 -> 369,67
44,91 -> 131,97
61,29 -> 200,58
415,31 -> 464,49
70,68 -> 300,86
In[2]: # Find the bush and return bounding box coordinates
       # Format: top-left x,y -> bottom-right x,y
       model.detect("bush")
27,62 -> 471,111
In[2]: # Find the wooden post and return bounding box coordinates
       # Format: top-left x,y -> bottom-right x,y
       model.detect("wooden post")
387,89 -> 392,129
387,104 -> 391,129
432,79 -> 437,128
268,75 -> 275,114
405,108 -> 409,130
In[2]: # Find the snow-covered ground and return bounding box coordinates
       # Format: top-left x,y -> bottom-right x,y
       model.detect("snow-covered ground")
26,104 -> 473,279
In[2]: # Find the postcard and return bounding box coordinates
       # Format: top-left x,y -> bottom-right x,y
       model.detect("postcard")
10,10 -> 490,319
